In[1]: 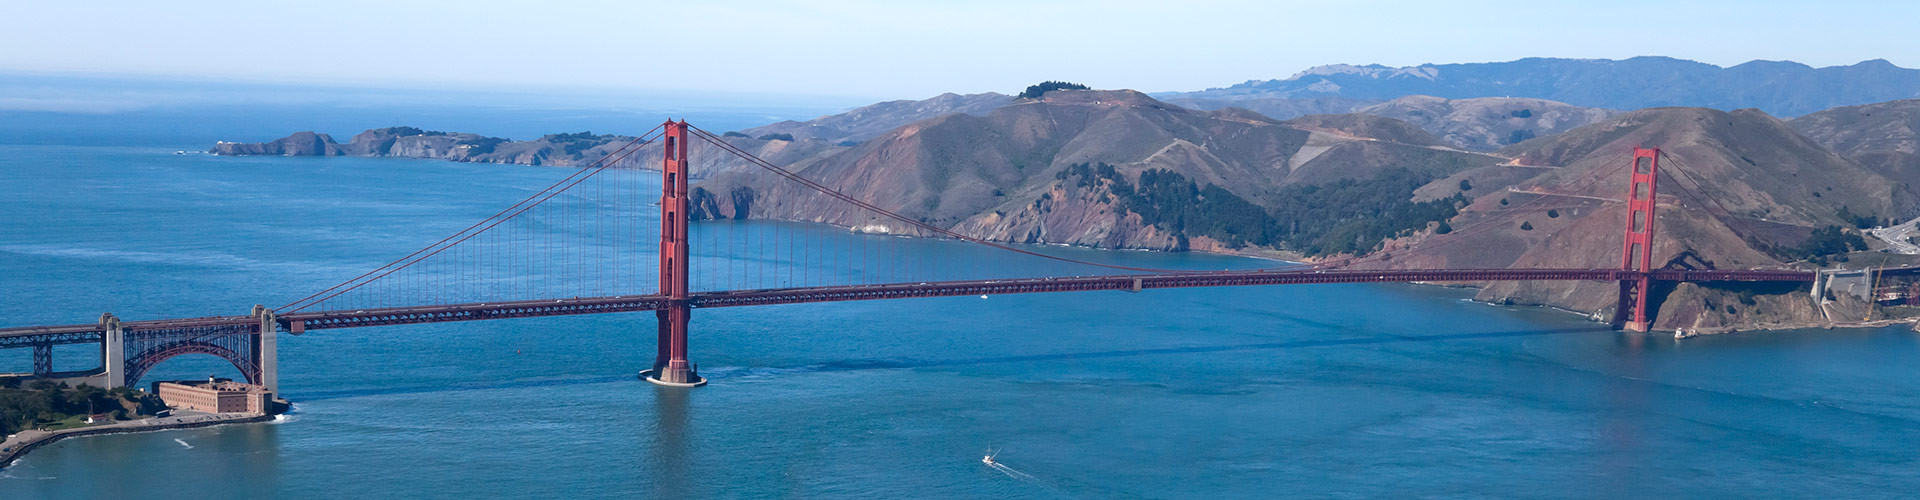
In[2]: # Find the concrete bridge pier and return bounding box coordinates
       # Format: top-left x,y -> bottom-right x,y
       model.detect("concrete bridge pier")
252,305 -> 279,396
642,302 -> 704,387
101,313 -> 124,389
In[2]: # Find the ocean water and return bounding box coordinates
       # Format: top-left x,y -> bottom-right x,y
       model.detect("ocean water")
2,144 -> 1919,498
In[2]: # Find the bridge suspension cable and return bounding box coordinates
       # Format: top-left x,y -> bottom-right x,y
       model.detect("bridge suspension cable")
281,123 -> 669,313
1651,150 -> 1770,242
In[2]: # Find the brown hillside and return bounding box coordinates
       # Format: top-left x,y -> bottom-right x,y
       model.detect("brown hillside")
1375,107 -> 1908,330
743,92 -> 1011,144
1357,96 -> 1620,152
1495,107 -> 1899,226
689,89 -> 1502,251
1790,98 -> 1920,196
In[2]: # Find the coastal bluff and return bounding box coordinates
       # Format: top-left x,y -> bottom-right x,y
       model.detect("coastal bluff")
211,127 -> 640,168
211,126 -> 853,174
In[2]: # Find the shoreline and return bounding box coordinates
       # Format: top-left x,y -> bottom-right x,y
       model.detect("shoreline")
0,412 -> 274,470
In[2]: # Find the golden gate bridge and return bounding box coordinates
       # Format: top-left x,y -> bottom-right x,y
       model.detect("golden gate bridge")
0,120 -> 1860,394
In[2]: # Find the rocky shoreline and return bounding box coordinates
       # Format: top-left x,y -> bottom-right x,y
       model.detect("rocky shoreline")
0,412 -> 274,469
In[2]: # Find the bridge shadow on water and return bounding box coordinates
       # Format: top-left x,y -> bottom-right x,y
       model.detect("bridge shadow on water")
292,326 -> 1609,401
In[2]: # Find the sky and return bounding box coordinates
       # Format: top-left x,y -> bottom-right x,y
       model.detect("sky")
3,0 -> 1916,102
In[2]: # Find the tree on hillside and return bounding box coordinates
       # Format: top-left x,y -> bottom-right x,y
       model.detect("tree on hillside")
1019,81 -> 1089,99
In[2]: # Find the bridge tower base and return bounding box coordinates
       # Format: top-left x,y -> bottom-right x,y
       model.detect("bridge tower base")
642,303 -> 705,387
643,119 -> 704,388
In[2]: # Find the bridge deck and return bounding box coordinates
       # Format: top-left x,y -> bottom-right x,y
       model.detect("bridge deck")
0,267 -> 1817,344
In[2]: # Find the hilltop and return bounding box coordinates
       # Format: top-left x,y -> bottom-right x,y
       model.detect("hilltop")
741,92 -> 1011,144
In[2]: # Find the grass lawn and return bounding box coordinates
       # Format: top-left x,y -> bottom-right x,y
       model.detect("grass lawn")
40,415 -> 100,431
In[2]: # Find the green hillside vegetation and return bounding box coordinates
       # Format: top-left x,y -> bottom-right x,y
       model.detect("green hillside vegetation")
1062,163 -> 1463,255
1788,226 -> 1870,265
377,126 -> 447,136
1267,168 -> 1468,255
1018,81 -> 1089,99
538,131 -> 615,157
0,380 -> 167,435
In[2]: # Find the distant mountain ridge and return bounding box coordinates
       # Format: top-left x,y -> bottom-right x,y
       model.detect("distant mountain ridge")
1162,56 -> 1920,117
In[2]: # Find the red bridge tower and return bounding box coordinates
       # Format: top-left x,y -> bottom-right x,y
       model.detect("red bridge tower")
644,120 -> 705,387
1616,147 -> 1661,332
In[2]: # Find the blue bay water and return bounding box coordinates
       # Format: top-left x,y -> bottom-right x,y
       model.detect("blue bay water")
1,144 -> 1918,498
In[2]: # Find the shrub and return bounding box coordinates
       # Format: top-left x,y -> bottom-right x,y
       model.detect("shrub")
756,133 -> 794,142
722,131 -> 751,138
1837,206 -> 1880,229
1793,225 -> 1868,260
1520,221 -> 1533,231
1458,179 -> 1472,191
1547,209 -> 1559,218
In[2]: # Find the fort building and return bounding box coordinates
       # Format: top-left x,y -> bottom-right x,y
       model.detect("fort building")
152,377 -> 273,414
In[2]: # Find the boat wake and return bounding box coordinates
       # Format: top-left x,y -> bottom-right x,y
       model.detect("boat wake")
988,461 -> 1038,481
982,453 -> 1071,497
174,438 -> 194,449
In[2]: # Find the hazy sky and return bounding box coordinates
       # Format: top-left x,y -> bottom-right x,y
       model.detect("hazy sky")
4,0 -> 1915,101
